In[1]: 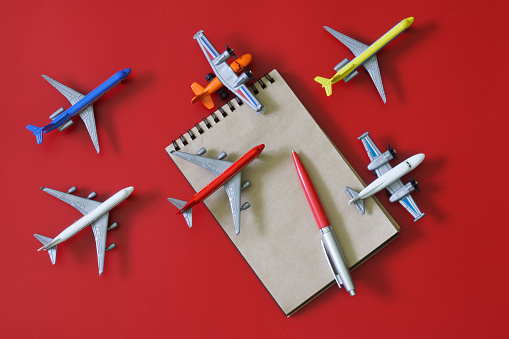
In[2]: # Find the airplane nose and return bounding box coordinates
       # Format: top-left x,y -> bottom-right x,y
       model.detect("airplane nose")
125,186 -> 134,195
123,68 -> 131,76
410,153 -> 425,167
406,17 -> 414,25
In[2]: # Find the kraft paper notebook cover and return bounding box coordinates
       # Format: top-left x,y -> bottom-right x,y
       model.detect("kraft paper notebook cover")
166,70 -> 400,316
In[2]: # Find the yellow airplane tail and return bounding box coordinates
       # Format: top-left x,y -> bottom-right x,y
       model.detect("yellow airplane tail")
191,82 -> 214,109
314,76 -> 333,96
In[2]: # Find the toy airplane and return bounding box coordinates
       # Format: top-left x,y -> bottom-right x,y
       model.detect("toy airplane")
34,186 -> 134,275
191,54 -> 253,109
345,132 -> 425,222
168,144 -> 264,235
194,30 -> 265,114
26,68 -> 131,153
315,17 -> 414,102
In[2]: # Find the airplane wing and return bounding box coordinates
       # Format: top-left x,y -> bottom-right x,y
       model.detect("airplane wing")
363,55 -> 386,103
385,180 -> 425,221
90,213 -> 109,276
40,187 -> 101,216
79,106 -> 100,153
324,26 -> 369,57
358,132 -> 393,177
323,26 -> 386,103
42,75 -> 101,152
193,30 -> 265,114
224,173 -> 242,235
171,150 -> 233,177
42,75 -> 85,106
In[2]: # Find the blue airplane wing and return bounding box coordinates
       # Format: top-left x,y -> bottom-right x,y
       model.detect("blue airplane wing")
358,132 -> 393,177
385,180 -> 425,222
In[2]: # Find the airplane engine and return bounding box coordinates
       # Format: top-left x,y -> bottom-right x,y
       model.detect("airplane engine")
67,186 -> 77,194
87,191 -> 97,199
343,70 -> 359,83
217,151 -> 227,160
105,243 -> 116,252
58,120 -> 74,131
334,58 -> 350,72
240,181 -> 250,190
389,182 -> 416,203
240,202 -> 250,211
367,150 -> 394,171
108,222 -> 118,231
49,107 -> 64,119
233,72 -> 251,88
213,47 -> 235,66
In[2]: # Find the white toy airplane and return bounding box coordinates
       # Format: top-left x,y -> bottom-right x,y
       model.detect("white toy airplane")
345,132 -> 425,222
34,186 -> 133,275
193,30 -> 265,114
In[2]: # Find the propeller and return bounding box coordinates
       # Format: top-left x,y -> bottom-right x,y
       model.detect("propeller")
387,144 -> 398,160
410,178 -> 420,192
225,44 -> 236,58
243,67 -> 255,80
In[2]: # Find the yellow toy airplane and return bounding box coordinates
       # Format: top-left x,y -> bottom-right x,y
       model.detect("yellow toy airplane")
315,17 -> 414,103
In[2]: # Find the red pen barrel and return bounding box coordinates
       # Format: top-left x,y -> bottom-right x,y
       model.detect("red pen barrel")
292,151 -> 331,229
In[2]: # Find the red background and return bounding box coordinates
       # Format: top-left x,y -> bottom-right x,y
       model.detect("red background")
1,0 -> 507,337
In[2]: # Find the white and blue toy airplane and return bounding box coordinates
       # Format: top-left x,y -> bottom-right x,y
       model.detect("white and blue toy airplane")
346,131 -> 425,222
26,68 -> 131,153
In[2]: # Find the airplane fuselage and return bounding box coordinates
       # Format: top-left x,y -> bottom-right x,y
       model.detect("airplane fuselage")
350,153 -> 424,203
194,54 -> 252,100
330,17 -> 414,85
178,145 -> 265,213
39,187 -> 134,250
42,69 -> 131,133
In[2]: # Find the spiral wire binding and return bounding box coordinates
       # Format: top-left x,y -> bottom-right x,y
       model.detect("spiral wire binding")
171,73 -> 276,152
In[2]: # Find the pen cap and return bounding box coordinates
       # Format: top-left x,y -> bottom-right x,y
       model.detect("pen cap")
292,152 -> 330,229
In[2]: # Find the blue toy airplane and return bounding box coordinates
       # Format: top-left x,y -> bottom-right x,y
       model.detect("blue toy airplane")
26,68 -> 131,153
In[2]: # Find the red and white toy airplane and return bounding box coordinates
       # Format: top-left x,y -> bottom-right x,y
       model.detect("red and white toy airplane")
168,144 -> 264,235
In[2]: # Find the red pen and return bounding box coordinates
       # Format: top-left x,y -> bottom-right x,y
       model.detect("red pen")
292,150 -> 356,296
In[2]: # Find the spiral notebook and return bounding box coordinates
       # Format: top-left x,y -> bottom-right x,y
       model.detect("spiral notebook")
166,70 -> 400,316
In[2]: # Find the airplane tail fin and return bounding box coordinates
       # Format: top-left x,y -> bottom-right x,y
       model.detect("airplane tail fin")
167,198 -> 193,228
26,125 -> 44,144
314,76 -> 333,96
345,187 -> 365,215
34,234 -> 57,265
191,82 -> 214,109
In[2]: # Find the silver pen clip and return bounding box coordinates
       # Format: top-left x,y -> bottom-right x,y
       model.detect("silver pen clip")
321,239 -> 343,288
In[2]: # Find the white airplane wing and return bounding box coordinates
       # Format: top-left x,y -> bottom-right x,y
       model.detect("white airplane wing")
40,187 -> 101,215
193,30 -> 265,114
224,173 -> 242,235
79,106 -> 100,153
323,26 -> 386,103
42,75 -> 85,105
90,213 -> 109,276
171,150 -> 233,177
